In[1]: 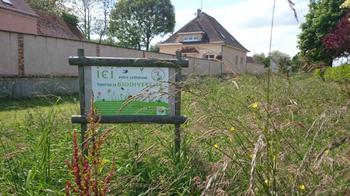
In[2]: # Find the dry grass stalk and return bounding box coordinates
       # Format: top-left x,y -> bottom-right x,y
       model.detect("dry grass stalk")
200,159 -> 229,196
245,134 -> 266,196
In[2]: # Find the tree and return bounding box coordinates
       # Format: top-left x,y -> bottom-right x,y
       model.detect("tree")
252,53 -> 270,67
149,43 -> 160,53
93,0 -> 116,43
69,0 -> 98,40
298,0 -> 345,66
25,0 -> 66,14
109,0 -> 175,51
270,51 -> 292,73
323,12 -> 350,58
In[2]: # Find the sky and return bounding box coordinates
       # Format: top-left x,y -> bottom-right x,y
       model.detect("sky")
155,0 -> 310,57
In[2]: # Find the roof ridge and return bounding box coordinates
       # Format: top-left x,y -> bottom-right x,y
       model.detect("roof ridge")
162,11 -> 249,52
203,12 -> 249,51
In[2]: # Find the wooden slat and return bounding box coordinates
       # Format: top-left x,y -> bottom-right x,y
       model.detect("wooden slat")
69,56 -> 189,68
71,115 -> 187,124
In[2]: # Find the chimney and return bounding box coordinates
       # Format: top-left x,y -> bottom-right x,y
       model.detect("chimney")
197,9 -> 202,17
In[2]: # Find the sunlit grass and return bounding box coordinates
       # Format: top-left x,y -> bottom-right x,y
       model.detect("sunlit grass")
0,73 -> 349,195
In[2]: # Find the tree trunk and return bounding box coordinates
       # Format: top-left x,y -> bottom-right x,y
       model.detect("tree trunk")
146,36 -> 150,51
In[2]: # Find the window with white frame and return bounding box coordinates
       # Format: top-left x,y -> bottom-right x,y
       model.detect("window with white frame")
182,35 -> 200,42
204,54 -> 215,60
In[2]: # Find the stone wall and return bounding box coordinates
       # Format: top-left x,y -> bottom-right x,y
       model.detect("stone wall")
0,30 -> 226,98
0,77 -> 78,98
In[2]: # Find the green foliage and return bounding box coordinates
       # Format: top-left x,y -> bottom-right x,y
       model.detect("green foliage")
25,0 -> 66,14
252,53 -> 270,67
341,0 -> 350,8
150,43 -> 160,53
271,50 -> 292,73
61,12 -> 79,27
298,0 -> 345,65
109,0 -> 175,51
253,51 -> 293,73
314,64 -> 350,82
324,64 -> 350,82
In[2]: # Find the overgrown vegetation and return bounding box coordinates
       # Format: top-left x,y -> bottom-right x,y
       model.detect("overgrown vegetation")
298,0 -> 345,66
0,74 -> 349,195
314,64 -> 350,83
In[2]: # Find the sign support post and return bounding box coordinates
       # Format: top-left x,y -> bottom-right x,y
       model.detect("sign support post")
174,51 -> 182,158
77,49 -> 88,155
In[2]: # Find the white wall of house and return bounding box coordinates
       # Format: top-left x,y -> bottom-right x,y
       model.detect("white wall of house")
222,45 -> 247,74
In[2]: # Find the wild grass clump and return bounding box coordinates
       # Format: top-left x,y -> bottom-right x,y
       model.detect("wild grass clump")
0,74 -> 349,195
183,74 -> 349,195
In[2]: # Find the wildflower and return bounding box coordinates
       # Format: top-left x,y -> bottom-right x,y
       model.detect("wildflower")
249,102 -> 259,109
299,184 -> 305,191
325,150 -> 330,155
101,159 -> 111,165
214,144 -> 219,149
264,179 -> 270,186
272,155 -> 276,161
230,127 -> 235,132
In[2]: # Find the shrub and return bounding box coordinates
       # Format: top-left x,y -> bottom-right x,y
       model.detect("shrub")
62,12 -> 79,27
324,64 -> 350,83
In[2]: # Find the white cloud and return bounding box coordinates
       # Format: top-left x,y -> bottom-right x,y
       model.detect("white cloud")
155,0 -> 309,57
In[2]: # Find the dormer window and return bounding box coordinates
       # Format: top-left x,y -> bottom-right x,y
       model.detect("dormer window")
204,54 -> 215,60
178,31 -> 204,43
2,0 -> 13,5
183,35 -> 200,42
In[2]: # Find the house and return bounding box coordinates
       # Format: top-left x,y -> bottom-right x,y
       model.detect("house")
0,0 -> 83,40
0,0 -> 37,34
160,9 -> 249,74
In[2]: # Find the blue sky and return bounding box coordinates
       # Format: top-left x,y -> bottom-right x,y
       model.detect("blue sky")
155,0 -> 310,57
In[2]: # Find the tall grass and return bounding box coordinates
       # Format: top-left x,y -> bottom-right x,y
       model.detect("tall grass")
0,74 -> 349,195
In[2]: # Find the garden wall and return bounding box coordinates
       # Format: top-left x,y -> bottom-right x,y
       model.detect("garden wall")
0,30 -> 263,98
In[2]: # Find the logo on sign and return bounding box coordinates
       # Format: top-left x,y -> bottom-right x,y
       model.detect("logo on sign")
151,68 -> 165,81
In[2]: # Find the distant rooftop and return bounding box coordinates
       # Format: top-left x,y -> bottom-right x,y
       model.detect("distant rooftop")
163,9 -> 249,52
0,0 -> 37,16
36,10 -> 84,41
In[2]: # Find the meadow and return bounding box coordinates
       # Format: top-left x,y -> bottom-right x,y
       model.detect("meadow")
0,73 -> 349,195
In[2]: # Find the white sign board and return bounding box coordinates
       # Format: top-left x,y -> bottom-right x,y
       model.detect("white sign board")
90,66 -> 171,115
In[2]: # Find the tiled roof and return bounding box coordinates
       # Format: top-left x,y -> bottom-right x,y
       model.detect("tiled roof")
36,10 -> 84,41
0,0 -> 37,16
163,11 -> 249,52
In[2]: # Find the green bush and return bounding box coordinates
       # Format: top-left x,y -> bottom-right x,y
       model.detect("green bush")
324,64 -> 350,83
313,68 -> 321,78
61,12 -> 79,27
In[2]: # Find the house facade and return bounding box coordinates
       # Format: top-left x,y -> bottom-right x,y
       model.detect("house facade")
160,9 -> 249,74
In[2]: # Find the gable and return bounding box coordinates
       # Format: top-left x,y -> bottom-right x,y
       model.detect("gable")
163,10 -> 249,52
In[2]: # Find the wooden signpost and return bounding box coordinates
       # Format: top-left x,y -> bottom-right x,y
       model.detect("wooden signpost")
69,49 -> 188,157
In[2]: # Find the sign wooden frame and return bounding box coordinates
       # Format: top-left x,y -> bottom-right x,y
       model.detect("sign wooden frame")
69,49 -> 188,156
